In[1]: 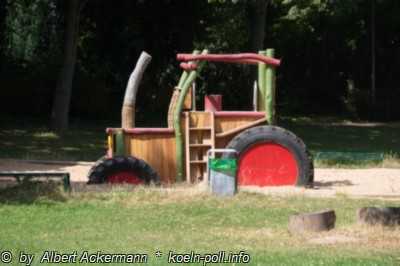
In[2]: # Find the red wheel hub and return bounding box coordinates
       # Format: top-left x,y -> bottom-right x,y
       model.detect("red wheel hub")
107,171 -> 143,185
238,142 -> 298,186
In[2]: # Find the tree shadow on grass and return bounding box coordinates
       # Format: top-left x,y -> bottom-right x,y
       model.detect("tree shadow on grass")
0,180 -> 67,205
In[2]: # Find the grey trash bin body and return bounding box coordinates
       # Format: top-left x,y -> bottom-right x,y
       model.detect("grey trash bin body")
207,149 -> 238,196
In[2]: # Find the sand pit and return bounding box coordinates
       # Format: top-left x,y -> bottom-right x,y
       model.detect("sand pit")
0,159 -> 399,198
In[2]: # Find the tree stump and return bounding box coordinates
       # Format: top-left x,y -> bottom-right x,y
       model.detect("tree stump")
357,207 -> 400,226
289,210 -> 336,234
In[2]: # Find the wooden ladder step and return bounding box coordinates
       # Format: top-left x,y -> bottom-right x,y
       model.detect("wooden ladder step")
185,112 -> 215,183
189,127 -> 212,131
190,160 -> 207,164
189,144 -> 212,147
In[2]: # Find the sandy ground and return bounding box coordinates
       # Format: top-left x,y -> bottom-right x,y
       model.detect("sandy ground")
241,168 -> 400,199
0,159 -> 399,198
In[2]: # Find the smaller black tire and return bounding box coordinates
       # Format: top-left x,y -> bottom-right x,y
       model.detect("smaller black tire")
87,156 -> 161,185
87,156 -> 107,181
225,125 -> 313,187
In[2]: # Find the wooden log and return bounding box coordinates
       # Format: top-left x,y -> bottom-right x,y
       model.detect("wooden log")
121,105 -> 135,128
122,51 -> 152,128
357,207 -> 400,226
265,48 -> 276,125
289,210 -> 336,234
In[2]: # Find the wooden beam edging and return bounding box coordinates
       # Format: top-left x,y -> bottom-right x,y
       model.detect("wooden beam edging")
0,171 -> 71,192
173,49 -> 208,182
215,118 -> 267,138
2,159 -> 93,166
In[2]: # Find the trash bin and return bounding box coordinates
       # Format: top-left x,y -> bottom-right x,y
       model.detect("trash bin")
207,149 -> 237,196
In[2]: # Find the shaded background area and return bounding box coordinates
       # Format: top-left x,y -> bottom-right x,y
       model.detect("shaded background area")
0,0 -> 399,127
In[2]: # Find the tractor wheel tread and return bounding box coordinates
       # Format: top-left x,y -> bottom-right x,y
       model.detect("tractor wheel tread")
87,155 -> 161,185
225,125 -> 313,187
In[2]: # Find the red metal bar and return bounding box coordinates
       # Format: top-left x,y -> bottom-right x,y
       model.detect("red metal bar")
177,53 -> 281,66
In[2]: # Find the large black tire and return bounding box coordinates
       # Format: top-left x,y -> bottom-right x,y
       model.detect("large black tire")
225,125 -> 313,187
87,155 -> 161,185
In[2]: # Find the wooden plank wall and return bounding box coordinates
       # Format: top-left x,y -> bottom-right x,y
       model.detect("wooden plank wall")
215,115 -> 264,148
215,116 -> 261,134
126,133 -> 176,184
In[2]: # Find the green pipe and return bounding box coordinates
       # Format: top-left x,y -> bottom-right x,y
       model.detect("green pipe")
115,130 -> 125,156
265,48 -> 276,125
177,71 -> 188,88
257,50 -> 266,111
174,49 -> 208,182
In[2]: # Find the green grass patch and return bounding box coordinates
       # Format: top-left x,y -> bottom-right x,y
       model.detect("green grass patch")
280,116 -> 400,168
0,185 -> 399,265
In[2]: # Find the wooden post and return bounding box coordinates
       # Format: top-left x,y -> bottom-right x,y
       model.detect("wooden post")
358,207 -> 400,226
253,81 -> 258,111
265,48 -> 276,125
257,50 -> 266,111
192,82 -> 197,111
121,51 -> 152,128
289,210 -> 336,234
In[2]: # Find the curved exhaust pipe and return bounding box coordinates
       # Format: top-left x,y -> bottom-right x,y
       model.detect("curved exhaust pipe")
122,51 -> 152,128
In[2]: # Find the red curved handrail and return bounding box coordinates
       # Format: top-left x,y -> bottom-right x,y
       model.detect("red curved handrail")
177,53 -> 281,66
180,62 -> 198,70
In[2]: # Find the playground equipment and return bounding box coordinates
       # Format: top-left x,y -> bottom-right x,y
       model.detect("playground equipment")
88,49 -> 313,187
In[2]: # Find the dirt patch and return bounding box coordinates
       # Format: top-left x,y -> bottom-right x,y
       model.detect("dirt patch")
0,159 -> 400,198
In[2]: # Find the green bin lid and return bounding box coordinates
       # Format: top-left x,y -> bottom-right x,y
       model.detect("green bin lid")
209,158 -> 237,171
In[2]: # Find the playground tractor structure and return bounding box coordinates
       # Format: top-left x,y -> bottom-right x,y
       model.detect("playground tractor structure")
87,49 -> 314,188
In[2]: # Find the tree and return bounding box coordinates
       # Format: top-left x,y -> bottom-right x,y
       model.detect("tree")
247,0 -> 269,52
370,0 -> 376,117
0,1 -> 7,62
51,0 -> 86,131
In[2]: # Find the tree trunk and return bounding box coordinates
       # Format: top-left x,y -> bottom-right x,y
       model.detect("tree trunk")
247,0 -> 269,84
370,0 -> 376,119
247,0 -> 268,52
0,1 -> 7,62
51,0 -> 81,132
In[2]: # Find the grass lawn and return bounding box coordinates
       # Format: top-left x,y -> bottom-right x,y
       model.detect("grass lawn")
280,116 -> 400,168
0,183 -> 399,265
1,115 -> 399,167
